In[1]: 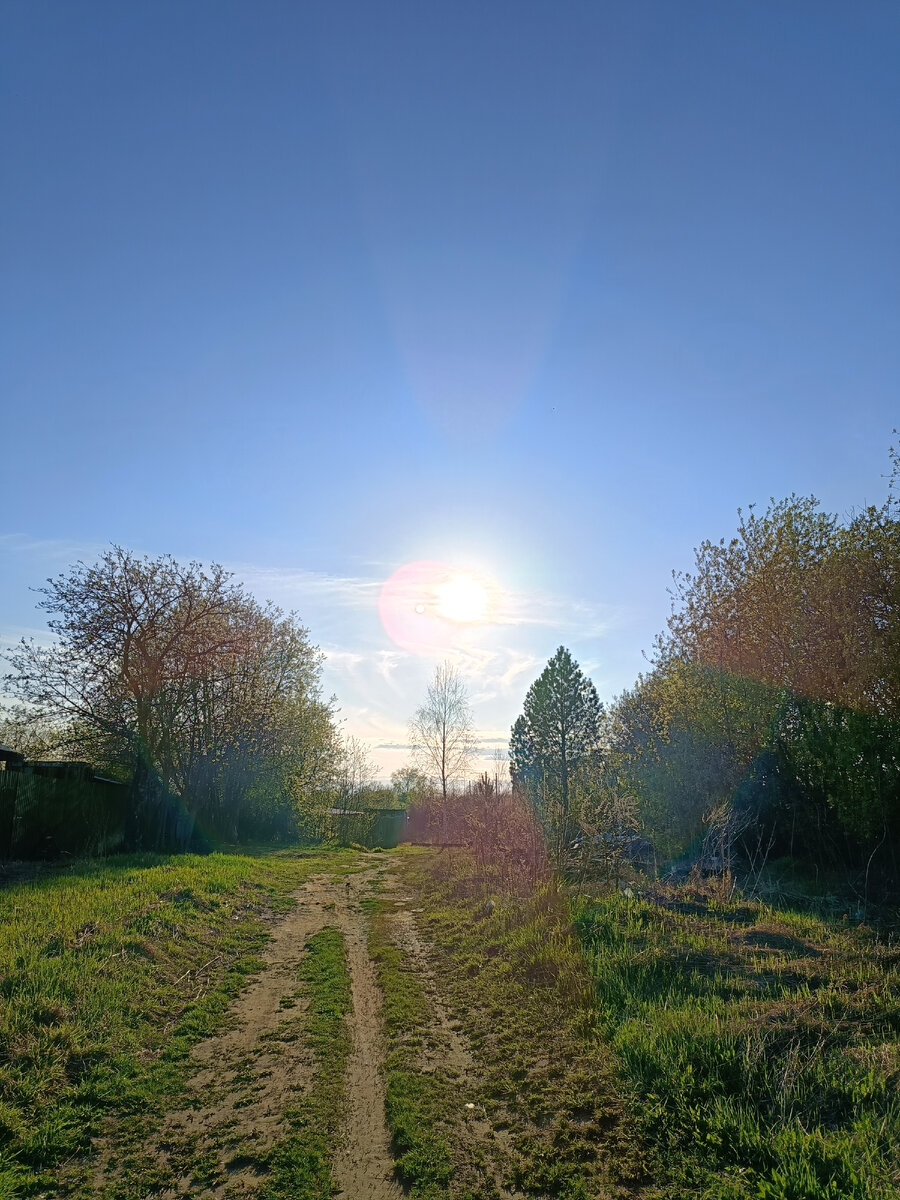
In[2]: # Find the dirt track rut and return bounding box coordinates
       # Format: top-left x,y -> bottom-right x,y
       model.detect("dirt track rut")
89,855 -> 521,1199
91,858 -> 400,1198
332,872 -> 402,1200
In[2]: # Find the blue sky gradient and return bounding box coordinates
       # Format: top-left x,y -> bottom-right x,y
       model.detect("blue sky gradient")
2,2 -> 898,774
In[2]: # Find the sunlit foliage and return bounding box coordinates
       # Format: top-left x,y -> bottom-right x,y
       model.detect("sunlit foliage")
5,548 -> 338,847
608,446 -> 900,890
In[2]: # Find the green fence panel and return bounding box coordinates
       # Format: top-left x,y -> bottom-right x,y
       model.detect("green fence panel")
0,771 -> 127,859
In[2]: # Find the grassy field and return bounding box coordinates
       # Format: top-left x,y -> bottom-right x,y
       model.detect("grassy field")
3,843 -> 897,1200
576,889 -> 900,1200
397,848 -> 900,1200
0,848 -> 352,1197
393,849 -> 645,1199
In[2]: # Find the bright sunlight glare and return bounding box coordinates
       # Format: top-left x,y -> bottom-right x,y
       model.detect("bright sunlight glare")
434,573 -> 489,623
378,560 -> 498,652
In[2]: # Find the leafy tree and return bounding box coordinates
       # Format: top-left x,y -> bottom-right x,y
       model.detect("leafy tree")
5,547 -> 336,847
390,764 -> 429,806
609,660 -> 777,860
608,470 -> 900,881
665,496 -> 845,701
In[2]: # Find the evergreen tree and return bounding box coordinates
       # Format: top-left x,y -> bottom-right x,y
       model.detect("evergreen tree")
511,647 -> 603,843
509,715 -> 538,794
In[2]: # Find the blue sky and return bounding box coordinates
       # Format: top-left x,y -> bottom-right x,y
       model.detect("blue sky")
2,2 -> 898,776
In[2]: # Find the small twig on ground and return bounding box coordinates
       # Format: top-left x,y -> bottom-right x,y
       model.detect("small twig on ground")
174,954 -> 223,986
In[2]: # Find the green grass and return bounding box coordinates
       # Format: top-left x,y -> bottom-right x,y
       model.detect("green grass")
368,902 -> 454,1199
575,890 -> 900,1199
259,925 -> 352,1200
12,840 -> 883,1199
396,848 -> 900,1198
0,848 -> 351,1197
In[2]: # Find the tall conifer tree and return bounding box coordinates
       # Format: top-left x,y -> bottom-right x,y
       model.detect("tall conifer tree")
510,647 -> 603,841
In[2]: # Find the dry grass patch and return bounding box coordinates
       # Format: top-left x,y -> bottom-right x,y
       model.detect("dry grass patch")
394,847 -> 647,1199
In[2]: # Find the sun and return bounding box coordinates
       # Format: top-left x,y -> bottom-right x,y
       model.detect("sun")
378,560 -> 496,650
434,573 -> 488,623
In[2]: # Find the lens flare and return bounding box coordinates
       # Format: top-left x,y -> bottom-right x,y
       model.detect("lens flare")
378,561 -> 495,652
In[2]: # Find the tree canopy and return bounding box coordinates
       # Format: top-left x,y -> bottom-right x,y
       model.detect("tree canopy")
605,457 -> 900,886
5,547 -> 338,847
510,646 -> 603,849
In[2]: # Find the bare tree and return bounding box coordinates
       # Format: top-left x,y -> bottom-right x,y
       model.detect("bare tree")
336,735 -> 375,816
490,747 -> 509,795
409,662 -> 475,829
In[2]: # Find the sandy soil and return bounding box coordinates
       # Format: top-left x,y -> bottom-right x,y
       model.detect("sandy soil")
331,871 -> 402,1200
89,854 -> 517,1199
91,858 -> 400,1199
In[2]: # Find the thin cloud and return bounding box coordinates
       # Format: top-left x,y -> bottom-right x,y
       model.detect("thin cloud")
235,560 -> 624,641
1,625 -> 58,652
493,588 -> 625,637
0,533 -> 105,562
320,647 -> 367,672
232,563 -> 380,611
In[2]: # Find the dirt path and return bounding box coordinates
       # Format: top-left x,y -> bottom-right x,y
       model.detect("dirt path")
155,894 -> 322,1198
91,856 -> 401,1198
332,872 -> 402,1200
